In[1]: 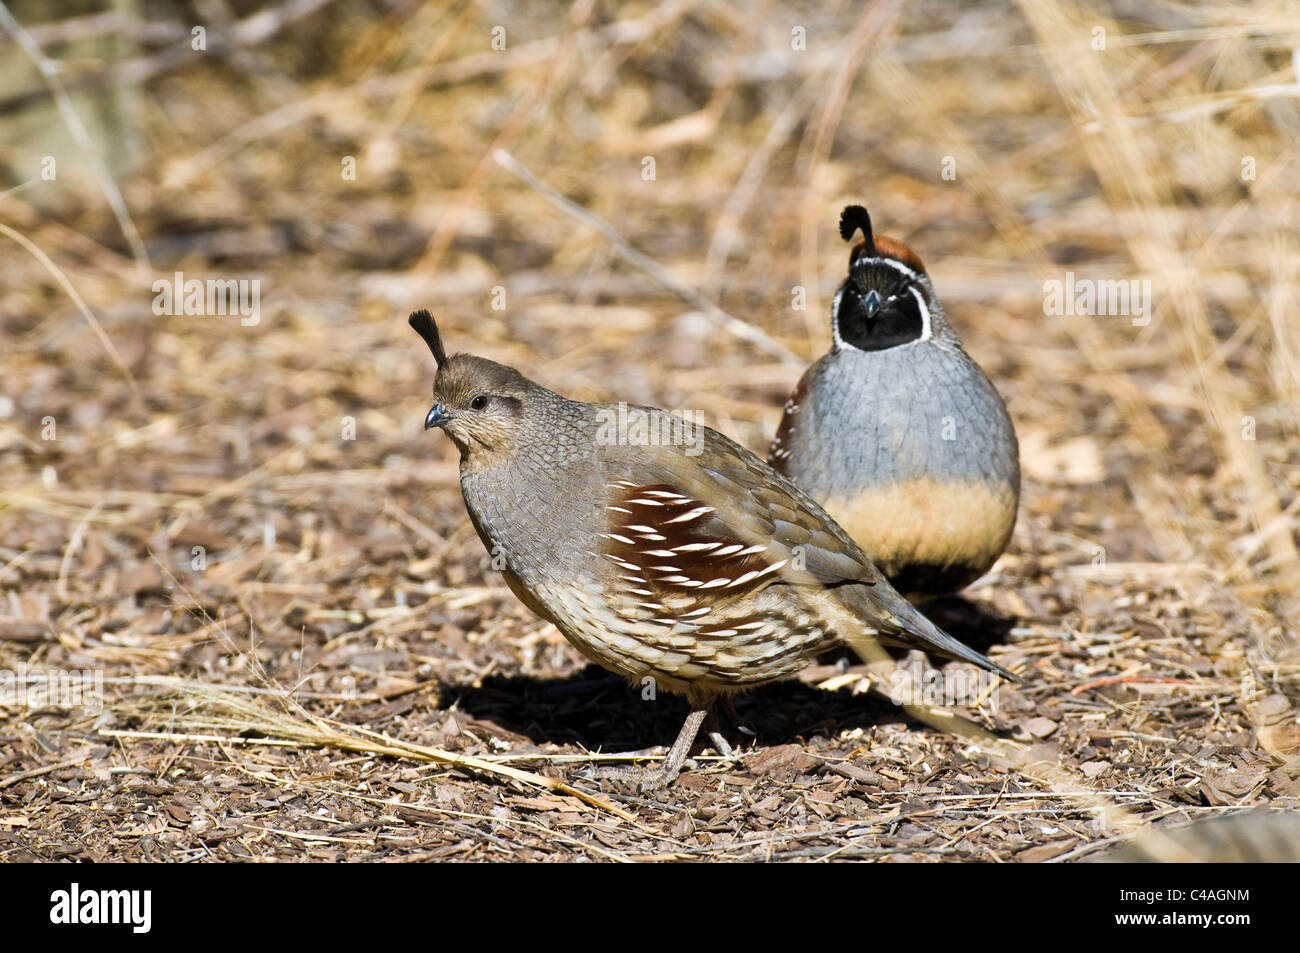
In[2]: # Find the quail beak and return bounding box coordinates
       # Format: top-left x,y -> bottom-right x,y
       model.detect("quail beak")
424,403 -> 452,430
863,289 -> 882,318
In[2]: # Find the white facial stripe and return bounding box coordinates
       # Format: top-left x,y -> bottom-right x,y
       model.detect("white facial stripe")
854,255 -> 921,283
908,284 -> 932,342
830,285 -> 846,351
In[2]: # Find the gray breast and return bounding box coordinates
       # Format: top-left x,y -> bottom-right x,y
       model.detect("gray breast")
790,340 -> 1018,496
460,452 -> 603,592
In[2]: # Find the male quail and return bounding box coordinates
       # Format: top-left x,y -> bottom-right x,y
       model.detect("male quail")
409,310 -> 1012,790
770,205 -> 1020,599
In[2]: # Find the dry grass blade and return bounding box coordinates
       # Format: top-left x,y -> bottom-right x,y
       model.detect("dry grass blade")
105,679 -> 636,822
0,223 -> 142,406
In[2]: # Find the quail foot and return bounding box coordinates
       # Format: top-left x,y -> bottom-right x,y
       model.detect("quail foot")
409,310 -> 1013,791
770,205 -> 1020,599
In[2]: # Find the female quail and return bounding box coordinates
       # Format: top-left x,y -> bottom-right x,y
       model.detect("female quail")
770,205 -> 1020,599
409,311 -> 1012,790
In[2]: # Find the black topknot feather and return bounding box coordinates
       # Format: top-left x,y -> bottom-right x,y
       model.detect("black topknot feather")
409,310 -> 448,368
839,205 -> 874,251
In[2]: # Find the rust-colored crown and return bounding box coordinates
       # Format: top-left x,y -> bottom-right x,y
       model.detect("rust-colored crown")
839,204 -> 926,274
871,234 -> 926,275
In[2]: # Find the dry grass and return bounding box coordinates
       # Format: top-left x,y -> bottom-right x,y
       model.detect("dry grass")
1,0 -> 1297,861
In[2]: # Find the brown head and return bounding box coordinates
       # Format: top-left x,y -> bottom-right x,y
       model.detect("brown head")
408,310 -> 543,460
833,205 -> 942,352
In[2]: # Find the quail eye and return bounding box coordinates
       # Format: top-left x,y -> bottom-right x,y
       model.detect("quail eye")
470,395 -> 489,410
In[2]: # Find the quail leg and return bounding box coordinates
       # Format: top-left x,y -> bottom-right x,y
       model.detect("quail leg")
636,704 -> 710,792
573,702 -> 713,792
706,727 -> 734,759
702,706 -> 741,762
719,696 -> 755,738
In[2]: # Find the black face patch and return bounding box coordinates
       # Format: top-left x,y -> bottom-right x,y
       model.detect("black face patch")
833,263 -> 926,352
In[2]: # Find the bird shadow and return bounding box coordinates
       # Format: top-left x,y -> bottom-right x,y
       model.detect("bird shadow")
439,596 -> 1017,756
445,665 -> 961,755
438,597 -> 1016,755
